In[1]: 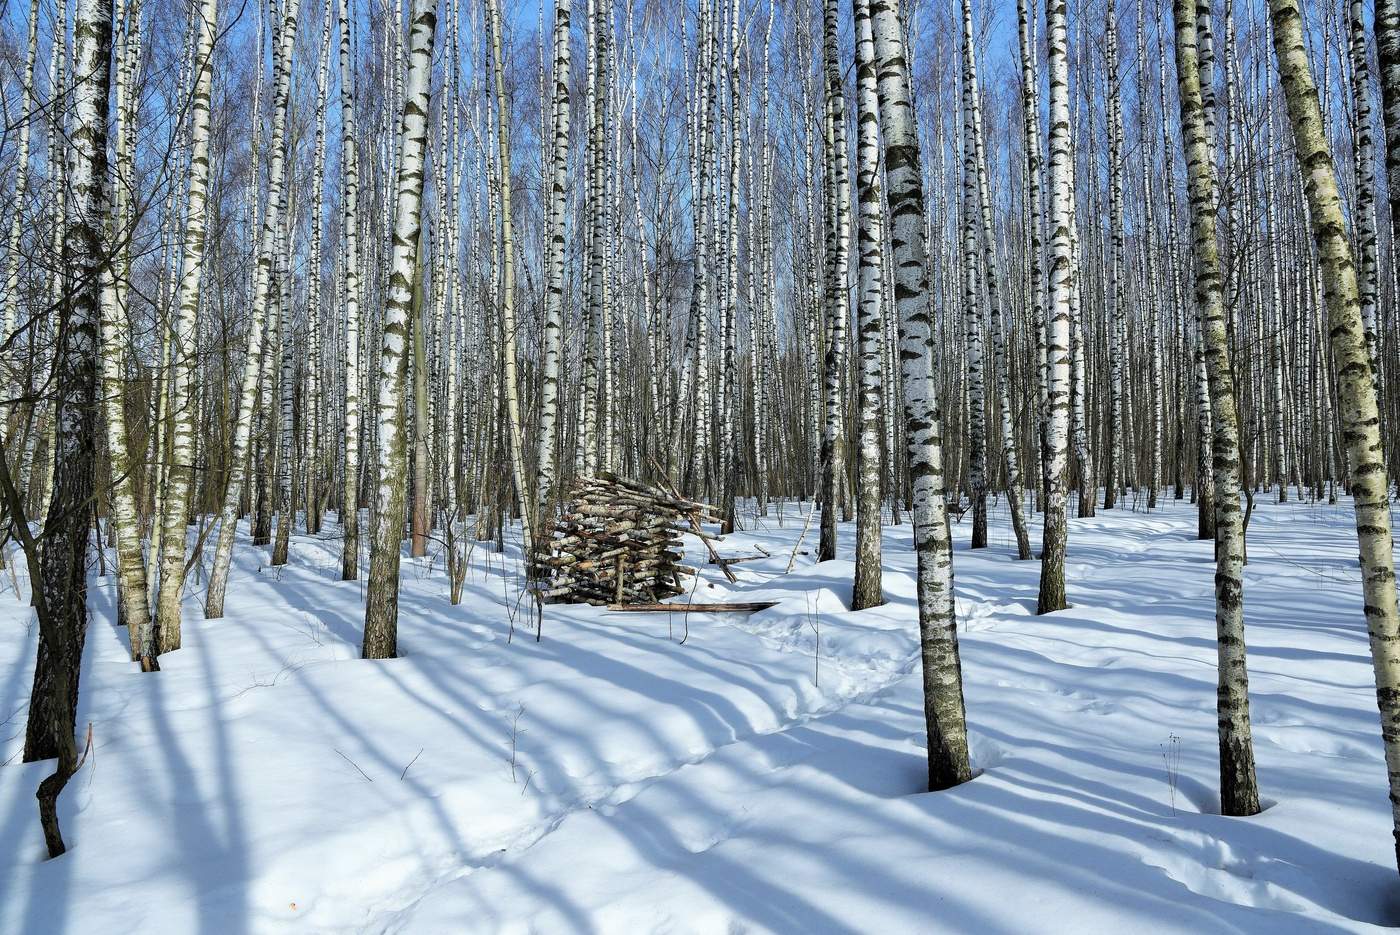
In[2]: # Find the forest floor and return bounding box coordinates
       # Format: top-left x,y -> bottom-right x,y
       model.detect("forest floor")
1,493 -> 1398,933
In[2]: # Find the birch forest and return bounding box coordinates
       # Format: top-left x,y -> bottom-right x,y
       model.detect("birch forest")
2,0 -> 1400,928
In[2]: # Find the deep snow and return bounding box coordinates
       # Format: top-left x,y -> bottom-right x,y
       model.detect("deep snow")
2,494 -> 1399,933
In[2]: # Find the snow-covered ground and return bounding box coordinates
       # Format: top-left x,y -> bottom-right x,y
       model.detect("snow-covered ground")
2,494 -> 1398,933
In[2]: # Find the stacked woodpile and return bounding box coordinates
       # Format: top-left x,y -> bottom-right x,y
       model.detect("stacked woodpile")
541,474 -> 718,606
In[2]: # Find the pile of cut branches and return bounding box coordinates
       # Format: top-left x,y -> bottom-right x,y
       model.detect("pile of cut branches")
540,473 -> 718,606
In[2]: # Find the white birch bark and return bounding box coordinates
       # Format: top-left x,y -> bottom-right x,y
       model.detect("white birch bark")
851,0 -> 885,610
817,0 -> 849,564
1017,0 -> 1050,508
1173,0 -> 1260,817
1349,0 -> 1381,383
304,0 -> 335,537
3,0 -> 42,358
582,0 -> 606,477
537,0 -> 570,529
870,0 -> 971,790
1038,0 -> 1074,614
959,2 -> 987,551
204,0 -> 301,619
1270,0 -> 1400,874
1104,0 -> 1127,510
484,0 -> 534,563
97,0 -> 152,666
964,0 -> 1030,560
338,0 -> 362,582
362,0 -> 435,659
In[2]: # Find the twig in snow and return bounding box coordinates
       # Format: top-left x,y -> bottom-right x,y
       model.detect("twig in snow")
678,564 -> 703,645
300,613 -> 325,647
335,748 -> 374,782
0,703 -> 23,729
1161,734 -> 1181,816
787,500 -> 817,573
534,587 -> 544,642
400,747 -> 424,781
508,705 -> 527,782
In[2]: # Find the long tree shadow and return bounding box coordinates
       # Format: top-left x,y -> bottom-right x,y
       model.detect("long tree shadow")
141,625 -> 252,935
9,567 -> 125,934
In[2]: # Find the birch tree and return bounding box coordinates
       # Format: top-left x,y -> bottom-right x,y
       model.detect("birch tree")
1017,0 -> 1050,508
817,0 -> 849,564
20,0 -> 114,858
963,0 -> 1031,559
1348,0 -> 1380,381
1377,1 -> 1400,286
339,0 -> 362,582
3,0 -> 42,357
98,0 -> 151,665
363,0 -> 436,659
871,0 -> 971,790
484,0 -> 535,563
1173,0 -> 1260,818
204,0 -> 301,619
959,0 -> 989,551
1038,0 -> 1074,615
1270,0 -> 1400,873
152,0 -> 221,657
851,0 -> 885,610
537,0 -> 571,537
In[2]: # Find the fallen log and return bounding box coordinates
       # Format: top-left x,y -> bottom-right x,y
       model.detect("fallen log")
605,601 -> 780,613
713,545 -> 773,567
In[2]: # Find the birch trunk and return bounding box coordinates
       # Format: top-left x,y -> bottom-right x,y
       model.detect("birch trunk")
719,0 -> 741,533
964,0 -> 1031,559
1038,0 -> 1074,614
32,0 -> 68,528
22,0 -> 112,858
959,2 -> 988,551
1270,0 -> 1400,873
1104,0 -> 1127,510
537,0 -> 570,536
1377,0 -> 1400,340
154,0 -> 219,638
303,0 -> 335,538
204,0 -> 301,619
3,0 -> 42,356
1017,0 -> 1050,510
1348,0 -> 1380,382
272,206 -> 297,566
98,0 -> 151,665
362,0 -> 435,659
338,0 -> 362,581
485,0 -> 535,564
818,0 -> 849,564
871,0 -> 971,790
851,0 -> 885,610
1173,0 -> 1260,818
583,0 -> 608,478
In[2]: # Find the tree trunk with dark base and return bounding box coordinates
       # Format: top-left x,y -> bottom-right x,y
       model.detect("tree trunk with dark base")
22,0 -> 114,858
